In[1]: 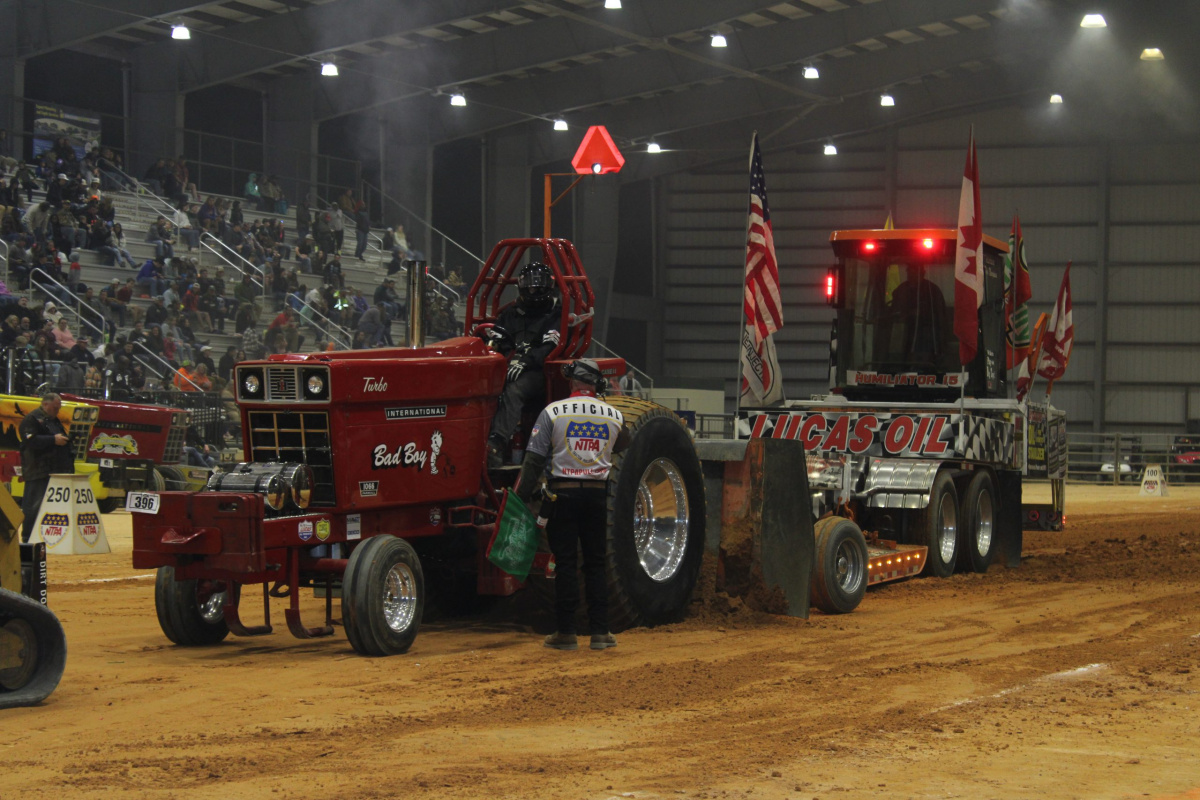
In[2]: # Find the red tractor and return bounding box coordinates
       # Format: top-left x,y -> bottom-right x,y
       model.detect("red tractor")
132,239 -> 706,655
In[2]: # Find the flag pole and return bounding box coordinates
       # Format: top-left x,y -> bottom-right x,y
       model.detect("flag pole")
733,132 -> 758,429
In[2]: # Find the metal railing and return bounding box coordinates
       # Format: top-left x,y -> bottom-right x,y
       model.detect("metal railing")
0,238 -> 8,288
29,268 -> 107,342
588,338 -> 654,395
98,163 -> 178,222
200,233 -> 352,349
359,178 -> 485,272
1065,432 -> 1200,485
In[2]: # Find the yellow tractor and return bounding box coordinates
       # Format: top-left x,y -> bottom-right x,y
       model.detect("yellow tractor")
0,394 -> 105,504
0,483 -> 66,708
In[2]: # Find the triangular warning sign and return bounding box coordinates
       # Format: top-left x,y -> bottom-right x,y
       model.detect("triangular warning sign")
571,126 -> 625,175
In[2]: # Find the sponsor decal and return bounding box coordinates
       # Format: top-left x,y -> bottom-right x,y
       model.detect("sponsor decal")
385,405 -> 447,421
363,376 -> 388,393
316,519 -> 331,542
566,420 -> 610,466
847,370 -> 964,388
359,480 -> 379,497
77,512 -> 100,547
429,507 -> 442,526
298,520 -> 314,542
90,433 -> 140,455
40,512 -> 69,547
747,412 -> 953,457
372,430 -> 443,472
346,513 -> 362,541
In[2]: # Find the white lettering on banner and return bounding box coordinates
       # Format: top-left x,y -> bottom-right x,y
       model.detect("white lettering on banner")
363,377 -> 388,393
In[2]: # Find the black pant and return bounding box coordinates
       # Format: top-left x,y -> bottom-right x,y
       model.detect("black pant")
21,477 -> 49,543
489,369 -> 544,447
547,487 -> 609,635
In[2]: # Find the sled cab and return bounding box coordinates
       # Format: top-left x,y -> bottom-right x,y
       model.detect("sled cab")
827,229 -> 1008,402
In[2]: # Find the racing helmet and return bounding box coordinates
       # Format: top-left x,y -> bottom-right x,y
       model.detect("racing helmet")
517,261 -> 555,307
562,358 -> 607,394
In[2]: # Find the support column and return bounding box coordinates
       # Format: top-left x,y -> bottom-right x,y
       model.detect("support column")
129,48 -> 183,176
0,23 -> 24,161
265,77 -> 318,206
483,128 -> 531,246
572,177 -> 620,342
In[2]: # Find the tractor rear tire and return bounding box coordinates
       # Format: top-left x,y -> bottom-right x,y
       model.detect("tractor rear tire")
342,535 -> 424,656
154,566 -> 230,646
810,516 -> 868,614
158,466 -> 187,490
915,470 -> 959,578
96,497 -> 123,514
150,468 -> 166,492
604,397 -> 706,632
958,470 -> 997,573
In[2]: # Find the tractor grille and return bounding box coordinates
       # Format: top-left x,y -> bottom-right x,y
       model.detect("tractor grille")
163,423 -> 187,464
247,410 -> 335,506
267,367 -> 299,401
69,424 -> 90,460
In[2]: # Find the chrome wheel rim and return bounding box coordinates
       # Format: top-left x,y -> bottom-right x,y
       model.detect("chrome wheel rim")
938,492 -> 957,564
633,458 -> 690,583
198,583 -> 226,624
834,537 -> 865,594
383,562 -> 418,632
975,490 -> 994,557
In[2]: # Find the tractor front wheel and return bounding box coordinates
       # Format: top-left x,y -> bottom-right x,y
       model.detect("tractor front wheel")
342,535 -> 425,656
154,566 -> 230,646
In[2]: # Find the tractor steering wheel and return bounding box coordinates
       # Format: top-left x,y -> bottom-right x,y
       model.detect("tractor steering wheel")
473,323 -> 512,350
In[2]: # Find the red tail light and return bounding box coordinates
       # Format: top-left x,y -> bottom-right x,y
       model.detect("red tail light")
863,241 -> 877,252
824,268 -> 839,306
922,238 -> 935,249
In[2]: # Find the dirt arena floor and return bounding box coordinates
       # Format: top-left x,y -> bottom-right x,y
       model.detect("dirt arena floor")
5,483 -> 1200,800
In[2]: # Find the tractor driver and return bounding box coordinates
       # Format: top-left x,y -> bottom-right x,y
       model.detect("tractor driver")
888,264 -> 949,367
485,261 -> 561,469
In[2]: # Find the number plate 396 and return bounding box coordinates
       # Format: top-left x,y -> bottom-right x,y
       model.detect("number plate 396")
126,492 -> 160,514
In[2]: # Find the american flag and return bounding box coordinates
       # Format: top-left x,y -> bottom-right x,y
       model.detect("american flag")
744,135 -> 783,345
740,133 -> 784,407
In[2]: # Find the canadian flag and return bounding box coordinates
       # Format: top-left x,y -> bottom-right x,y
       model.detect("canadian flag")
1037,262 -> 1074,383
954,128 -> 983,366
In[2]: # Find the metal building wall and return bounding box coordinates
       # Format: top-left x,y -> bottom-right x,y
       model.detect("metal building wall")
657,105 -> 1200,432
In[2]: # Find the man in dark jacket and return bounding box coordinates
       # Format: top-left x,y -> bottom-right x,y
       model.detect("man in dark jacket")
486,261 -> 561,469
18,393 -> 74,542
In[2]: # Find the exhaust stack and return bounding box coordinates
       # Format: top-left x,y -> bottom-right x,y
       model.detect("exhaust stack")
405,260 -> 428,347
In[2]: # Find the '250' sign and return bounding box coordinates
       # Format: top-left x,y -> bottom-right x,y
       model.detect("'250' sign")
749,413 -> 952,456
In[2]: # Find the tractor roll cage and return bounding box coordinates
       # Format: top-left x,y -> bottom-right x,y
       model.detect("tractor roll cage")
465,238 -> 594,361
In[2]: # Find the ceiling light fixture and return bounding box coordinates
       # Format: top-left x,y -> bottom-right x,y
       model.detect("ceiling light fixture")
553,118 -> 568,131
711,33 -> 727,48
604,0 -> 621,8
1080,13 -> 1106,28
1050,94 -> 1063,104
450,93 -> 467,107
647,142 -> 662,153
880,93 -> 895,107
1140,47 -> 1164,60
824,143 -> 837,156
320,62 -> 338,77
804,65 -> 819,80
171,24 -> 190,40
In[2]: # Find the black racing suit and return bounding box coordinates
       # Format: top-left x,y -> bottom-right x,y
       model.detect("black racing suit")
487,299 -> 560,451
18,408 -> 74,542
